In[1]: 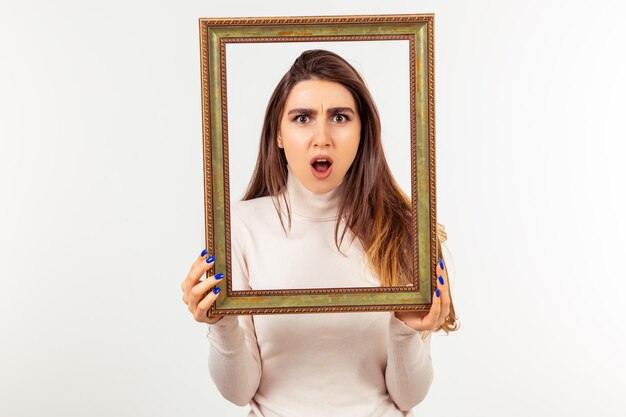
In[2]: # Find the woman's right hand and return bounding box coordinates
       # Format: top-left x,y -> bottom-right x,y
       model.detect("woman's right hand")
181,249 -> 224,324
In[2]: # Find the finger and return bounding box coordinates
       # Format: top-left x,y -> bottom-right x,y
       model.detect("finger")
182,249 -> 211,292
188,272 -> 224,313
193,248 -> 212,270
182,249 -> 216,293
394,310 -> 425,330
421,289 -> 442,330
436,257 -> 451,327
194,286 -> 223,323
436,273 -> 450,327
436,256 -> 449,282
191,272 -> 224,298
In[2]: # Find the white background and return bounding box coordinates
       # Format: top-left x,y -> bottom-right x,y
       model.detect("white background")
1,1 -> 625,416
226,40 -> 411,202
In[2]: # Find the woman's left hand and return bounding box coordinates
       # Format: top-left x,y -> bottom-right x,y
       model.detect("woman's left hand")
394,257 -> 450,332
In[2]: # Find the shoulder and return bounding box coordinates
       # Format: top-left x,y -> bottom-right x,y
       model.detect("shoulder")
230,197 -> 281,250
232,196 -> 274,218
231,196 -> 280,229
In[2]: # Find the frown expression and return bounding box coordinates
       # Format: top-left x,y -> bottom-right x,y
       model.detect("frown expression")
278,79 -> 361,194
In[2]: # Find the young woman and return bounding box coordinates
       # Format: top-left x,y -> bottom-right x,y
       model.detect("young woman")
181,49 -> 458,417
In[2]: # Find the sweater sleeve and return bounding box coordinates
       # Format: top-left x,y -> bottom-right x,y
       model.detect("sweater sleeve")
205,208 -> 262,406
385,313 -> 434,411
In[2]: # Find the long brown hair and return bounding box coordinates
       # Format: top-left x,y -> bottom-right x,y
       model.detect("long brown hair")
242,49 -> 458,333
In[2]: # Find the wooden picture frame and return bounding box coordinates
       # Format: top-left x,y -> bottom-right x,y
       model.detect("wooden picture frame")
199,13 -> 438,316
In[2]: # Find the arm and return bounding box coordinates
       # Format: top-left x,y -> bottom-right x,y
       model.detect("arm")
385,313 -> 434,411
386,236 -> 451,409
205,209 -> 262,406
206,315 -> 262,406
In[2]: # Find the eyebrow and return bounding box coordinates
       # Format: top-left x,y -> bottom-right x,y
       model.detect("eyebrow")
286,107 -> 356,116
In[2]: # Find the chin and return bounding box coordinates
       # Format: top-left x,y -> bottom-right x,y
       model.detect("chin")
320,179 -> 342,193
299,166 -> 343,193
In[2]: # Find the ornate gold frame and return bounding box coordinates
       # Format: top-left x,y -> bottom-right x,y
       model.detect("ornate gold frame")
199,13 -> 437,316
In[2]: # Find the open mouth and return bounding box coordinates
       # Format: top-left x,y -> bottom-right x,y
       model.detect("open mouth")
310,156 -> 333,179
311,159 -> 332,172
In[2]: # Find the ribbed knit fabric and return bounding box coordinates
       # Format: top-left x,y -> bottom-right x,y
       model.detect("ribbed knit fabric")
206,164 -> 433,417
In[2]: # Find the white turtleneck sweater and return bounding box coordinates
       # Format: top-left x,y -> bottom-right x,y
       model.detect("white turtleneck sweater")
206,165 -> 433,417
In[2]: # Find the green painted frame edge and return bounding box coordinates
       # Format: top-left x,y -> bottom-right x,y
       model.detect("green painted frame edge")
198,13 -> 437,315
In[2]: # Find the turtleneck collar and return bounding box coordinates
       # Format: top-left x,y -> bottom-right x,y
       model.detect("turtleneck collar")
283,164 -> 344,221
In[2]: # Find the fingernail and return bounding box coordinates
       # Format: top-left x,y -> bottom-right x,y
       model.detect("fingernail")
201,249 -> 207,257
206,255 -> 215,263
213,287 -> 221,294
435,288 -> 440,297
438,275 -> 445,285
438,258 -> 444,270
215,272 -> 224,280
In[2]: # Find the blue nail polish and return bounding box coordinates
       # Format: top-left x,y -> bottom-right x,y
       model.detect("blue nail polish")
215,272 -> 224,280
206,255 -> 215,263
213,287 -> 221,294
438,258 -> 444,270
201,249 -> 207,257
436,288 -> 440,297
438,275 -> 444,285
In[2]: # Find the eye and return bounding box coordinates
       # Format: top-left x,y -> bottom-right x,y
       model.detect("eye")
332,114 -> 350,123
293,115 -> 310,123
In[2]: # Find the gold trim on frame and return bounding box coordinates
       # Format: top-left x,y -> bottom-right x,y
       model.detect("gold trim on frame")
199,13 -> 437,316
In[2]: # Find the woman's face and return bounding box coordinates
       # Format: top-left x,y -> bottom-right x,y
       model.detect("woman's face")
278,79 -> 361,194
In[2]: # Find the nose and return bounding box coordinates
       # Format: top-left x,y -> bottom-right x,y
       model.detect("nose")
313,120 -> 331,148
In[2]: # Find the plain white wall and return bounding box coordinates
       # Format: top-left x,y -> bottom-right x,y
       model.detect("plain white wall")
1,1 -> 625,416
226,40 -> 411,202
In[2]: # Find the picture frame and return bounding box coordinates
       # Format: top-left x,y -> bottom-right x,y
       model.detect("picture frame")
199,13 -> 439,316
